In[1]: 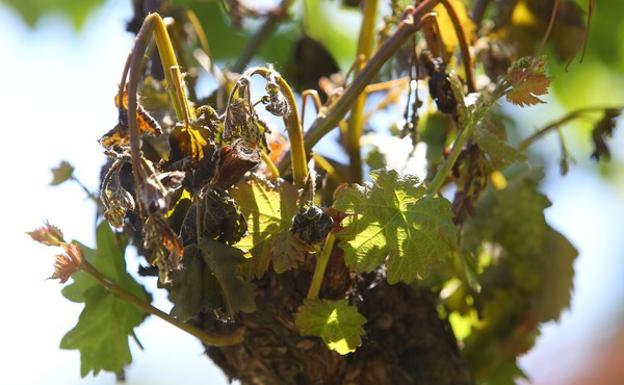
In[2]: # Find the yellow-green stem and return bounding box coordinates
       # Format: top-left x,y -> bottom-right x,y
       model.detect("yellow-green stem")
81,260 -> 244,346
151,13 -> 191,121
307,234 -> 336,299
278,0 -> 440,174
347,0 -> 379,182
246,67 -> 308,186
312,153 -> 343,183
261,150 -> 280,178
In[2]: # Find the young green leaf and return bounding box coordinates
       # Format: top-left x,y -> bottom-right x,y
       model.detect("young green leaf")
506,57 -> 551,107
295,299 -> 366,355
230,177 -> 312,277
473,120 -> 525,168
531,228 -> 578,322
334,169 -> 456,284
60,222 -> 150,377
50,160 -> 75,186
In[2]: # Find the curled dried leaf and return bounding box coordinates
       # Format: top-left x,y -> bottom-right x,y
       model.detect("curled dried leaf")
591,108 -> 622,161
28,221 -> 66,246
100,91 -> 162,150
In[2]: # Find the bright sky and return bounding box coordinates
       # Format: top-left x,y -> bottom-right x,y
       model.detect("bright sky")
0,1 -> 622,385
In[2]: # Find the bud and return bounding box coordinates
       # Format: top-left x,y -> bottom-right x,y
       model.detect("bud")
28,221 -> 65,247
51,243 -> 84,283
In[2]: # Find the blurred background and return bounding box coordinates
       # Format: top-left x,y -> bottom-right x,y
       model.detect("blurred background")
0,0 -> 622,384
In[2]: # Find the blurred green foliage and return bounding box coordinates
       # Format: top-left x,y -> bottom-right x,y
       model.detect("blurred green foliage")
0,0 -> 106,28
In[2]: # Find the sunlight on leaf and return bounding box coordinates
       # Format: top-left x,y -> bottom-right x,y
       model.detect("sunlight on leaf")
295,299 -> 366,355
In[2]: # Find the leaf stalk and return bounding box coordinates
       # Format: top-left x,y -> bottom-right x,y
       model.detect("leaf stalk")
80,260 -> 244,347
307,234 -> 336,299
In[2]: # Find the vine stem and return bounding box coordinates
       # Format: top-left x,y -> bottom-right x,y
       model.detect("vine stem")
307,233 -> 336,299
69,176 -> 99,204
517,106 -> 624,151
231,0 -> 293,73
81,260 -> 244,346
261,150 -> 280,178
127,13 -> 195,209
346,0 -> 379,183
426,110 -> 481,195
426,73 -> 486,196
244,67 -> 308,186
278,0 -> 440,174
439,0 -> 476,92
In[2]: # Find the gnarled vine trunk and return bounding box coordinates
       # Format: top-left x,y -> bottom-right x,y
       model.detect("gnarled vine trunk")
198,260 -> 473,385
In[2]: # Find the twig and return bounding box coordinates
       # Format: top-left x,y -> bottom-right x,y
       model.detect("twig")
346,0 -> 379,183
439,0 -> 476,92
231,0 -> 292,73
70,176 -> 99,204
471,0 -> 492,29
81,260 -> 243,346
278,0 -> 441,174
517,106 -> 623,151
261,150 -> 280,178
242,67 -> 308,186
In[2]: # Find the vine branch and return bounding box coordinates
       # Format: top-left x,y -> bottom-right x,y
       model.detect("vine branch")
346,0 -> 379,183
81,260 -> 243,346
278,0 -> 441,174
517,106 -> 624,151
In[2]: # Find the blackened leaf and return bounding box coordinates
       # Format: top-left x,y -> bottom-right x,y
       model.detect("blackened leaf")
50,160 -> 75,186
169,245 -> 223,322
198,238 -> 256,315
333,169 -> 456,284
591,108 -> 621,161
295,299 -> 366,355
60,222 -> 149,377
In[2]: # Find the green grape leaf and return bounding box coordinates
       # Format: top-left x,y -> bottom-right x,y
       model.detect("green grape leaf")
295,299 -> 366,355
230,177 -> 311,277
1,0 -> 106,29
531,228 -> 577,322
60,222 -> 149,377
419,112 -> 451,171
465,166 -> 551,256
50,160 -> 74,186
198,238 -> 256,315
474,121 -> 525,168
482,359 -> 527,385
333,169 -> 456,284
169,245 -> 223,322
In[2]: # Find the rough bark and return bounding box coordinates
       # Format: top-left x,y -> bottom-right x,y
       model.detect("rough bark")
195,254 -> 474,385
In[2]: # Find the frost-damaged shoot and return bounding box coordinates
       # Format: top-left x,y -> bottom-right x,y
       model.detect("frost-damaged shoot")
31,1 -> 622,384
